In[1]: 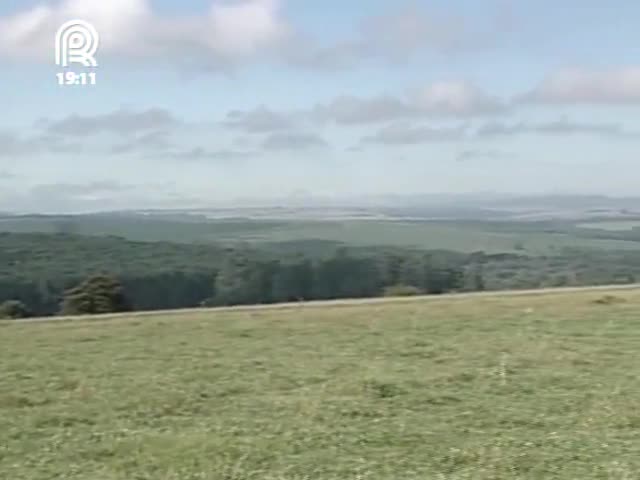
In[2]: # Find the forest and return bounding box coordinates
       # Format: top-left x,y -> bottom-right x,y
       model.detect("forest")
1,232 -> 639,318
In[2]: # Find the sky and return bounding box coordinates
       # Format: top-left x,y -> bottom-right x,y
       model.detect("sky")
0,0 -> 639,212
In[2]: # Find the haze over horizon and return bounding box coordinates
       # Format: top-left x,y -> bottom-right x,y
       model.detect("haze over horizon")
1,0 -> 639,212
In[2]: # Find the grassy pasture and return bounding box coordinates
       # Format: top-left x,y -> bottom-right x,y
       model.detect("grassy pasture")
2,288 -> 640,479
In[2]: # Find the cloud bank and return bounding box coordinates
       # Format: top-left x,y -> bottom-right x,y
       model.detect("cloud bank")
0,0 -> 288,68
520,67 -> 640,105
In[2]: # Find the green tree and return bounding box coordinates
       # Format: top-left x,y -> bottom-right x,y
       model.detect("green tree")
271,258 -> 314,302
60,274 -> 131,315
380,253 -> 405,286
213,253 -> 276,306
313,250 -> 381,300
421,254 -> 463,294
0,300 -> 32,319
473,263 -> 486,291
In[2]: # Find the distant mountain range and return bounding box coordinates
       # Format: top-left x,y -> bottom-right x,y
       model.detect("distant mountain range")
3,194 -> 640,219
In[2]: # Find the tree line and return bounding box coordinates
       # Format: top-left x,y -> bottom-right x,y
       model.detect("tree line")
1,246 -> 467,319
2,232 -> 639,319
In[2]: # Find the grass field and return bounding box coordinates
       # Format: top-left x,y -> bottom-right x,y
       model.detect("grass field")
2,289 -> 640,479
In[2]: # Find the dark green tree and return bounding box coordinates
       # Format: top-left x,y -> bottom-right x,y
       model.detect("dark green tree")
472,262 -> 486,291
0,300 -> 32,319
271,258 -> 314,302
380,253 -> 405,286
60,274 -> 131,315
421,254 -> 463,294
213,253 -> 276,306
313,250 -> 381,300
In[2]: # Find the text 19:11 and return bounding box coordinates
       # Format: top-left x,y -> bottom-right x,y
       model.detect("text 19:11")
56,72 -> 97,86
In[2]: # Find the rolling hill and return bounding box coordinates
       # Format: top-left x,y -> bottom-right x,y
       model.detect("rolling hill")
2,287 -> 640,479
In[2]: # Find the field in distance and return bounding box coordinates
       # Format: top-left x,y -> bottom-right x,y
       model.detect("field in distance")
2,288 -> 640,479
2,213 -> 640,254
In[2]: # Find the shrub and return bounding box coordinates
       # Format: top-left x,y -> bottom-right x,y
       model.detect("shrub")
592,295 -> 626,306
383,285 -> 422,297
0,300 -> 32,320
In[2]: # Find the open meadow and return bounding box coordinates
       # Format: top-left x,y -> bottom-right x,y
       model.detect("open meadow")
2,288 -> 640,479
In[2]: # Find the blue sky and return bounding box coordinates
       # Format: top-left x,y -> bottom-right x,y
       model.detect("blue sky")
0,0 -> 639,212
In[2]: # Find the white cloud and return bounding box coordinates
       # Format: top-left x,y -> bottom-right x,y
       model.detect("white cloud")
262,132 -> 329,151
159,147 -> 255,162
476,118 -> 638,138
285,3 -> 507,70
313,81 -> 507,124
0,0 -> 288,66
361,4 -> 472,59
221,81 -> 504,132
222,106 -> 294,133
456,150 -> 517,162
520,67 -> 640,105
0,130 -> 83,156
362,123 -> 468,145
206,0 -> 287,56
412,81 -> 507,116
43,108 -> 180,137
312,95 -> 414,125
0,1 -> 511,71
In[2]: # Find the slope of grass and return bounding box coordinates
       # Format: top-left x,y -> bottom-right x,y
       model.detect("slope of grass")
2,289 -> 640,479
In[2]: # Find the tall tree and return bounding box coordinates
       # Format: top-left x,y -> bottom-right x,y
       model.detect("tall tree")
60,274 -> 131,315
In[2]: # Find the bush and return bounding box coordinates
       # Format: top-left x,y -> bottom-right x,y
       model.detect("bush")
0,300 -> 32,320
592,295 -> 626,306
383,285 -> 422,297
